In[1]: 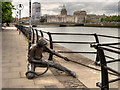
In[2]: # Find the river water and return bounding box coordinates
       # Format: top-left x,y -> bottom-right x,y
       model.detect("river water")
33,25 -> 119,71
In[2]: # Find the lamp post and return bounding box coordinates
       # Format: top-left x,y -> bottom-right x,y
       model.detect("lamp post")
17,4 -> 24,34
17,4 -> 24,25
28,0 -> 32,49
16,11 -> 19,25
15,11 -> 19,26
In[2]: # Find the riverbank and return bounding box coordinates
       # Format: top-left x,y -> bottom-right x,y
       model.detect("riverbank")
84,23 -> 120,28
31,23 -> 84,27
28,22 -> 120,28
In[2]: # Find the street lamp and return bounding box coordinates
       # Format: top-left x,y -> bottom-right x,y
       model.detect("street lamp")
15,11 -> 19,25
17,4 -> 24,25
17,4 -> 24,34
16,11 -> 19,24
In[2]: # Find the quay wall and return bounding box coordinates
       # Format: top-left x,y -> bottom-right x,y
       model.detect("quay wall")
23,22 -> 120,28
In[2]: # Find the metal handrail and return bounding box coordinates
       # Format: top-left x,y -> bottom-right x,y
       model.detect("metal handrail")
36,30 -> 48,33
98,43 -> 120,46
91,43 -> 120,90
97,34 -> 120,39
106,59 -> 120,63
57,51 -> 97,54
52,41 -> 96,44
107,45 -> 120,50
104,55 -> 115,60
50,32 -> 94,36
104,66 -> 120,76
98,46 -> 120,54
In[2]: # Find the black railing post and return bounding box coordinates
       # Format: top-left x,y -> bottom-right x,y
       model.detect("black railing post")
32,28 -> 35,44
47,32 -> 53,60
35,29 -> 39,43
40,30 -> 44,37
94,33 -> 100,65
25,27 -> 28,38
28,27 -> 31,49
97,47 -> 109,90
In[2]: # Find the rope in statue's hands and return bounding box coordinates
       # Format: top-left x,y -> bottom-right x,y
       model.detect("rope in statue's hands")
25,63 -> 49,77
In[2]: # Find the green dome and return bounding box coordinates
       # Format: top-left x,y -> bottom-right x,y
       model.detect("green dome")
62,4 -> 66,10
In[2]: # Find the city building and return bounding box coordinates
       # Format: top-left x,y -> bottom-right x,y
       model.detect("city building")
85,14 -> 106,23
32,2 -> 41,21
47,4 -> 106,24
73,11 -> 87,23
47,5 -> 76,23
73,11 -> 87,16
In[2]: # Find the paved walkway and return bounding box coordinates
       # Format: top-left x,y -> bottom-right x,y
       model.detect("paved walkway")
2,27 -> 64,88
2,26 -> 118,89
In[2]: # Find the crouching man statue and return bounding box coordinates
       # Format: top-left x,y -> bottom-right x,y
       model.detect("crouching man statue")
26,38 -> 76,79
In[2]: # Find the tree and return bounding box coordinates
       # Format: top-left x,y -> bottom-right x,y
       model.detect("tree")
101,18 -> 104,22
2,2 -> 15,25
101,16 -> 120,22
0,1 -> 2,23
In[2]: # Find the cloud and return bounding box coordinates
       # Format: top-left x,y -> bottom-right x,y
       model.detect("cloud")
62,2 -> 118,15
12,1 -> 119,18
29,0 -> 120,2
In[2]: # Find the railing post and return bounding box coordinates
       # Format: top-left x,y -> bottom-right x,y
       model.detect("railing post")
28,27 -> 31,49
47,32 -> 53,60
19,25 -> 21,35
39,30 -> 44,37
35,29 -> 39,43
97,47 -> 109,90
32,28 -> 35,44
94,33 -> 100,65
25,27 -> 28,38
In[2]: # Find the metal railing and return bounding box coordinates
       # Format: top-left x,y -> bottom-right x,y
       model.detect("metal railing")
91,43 -> 120,90
32,30 -> 99,61
15,25 -> 120,90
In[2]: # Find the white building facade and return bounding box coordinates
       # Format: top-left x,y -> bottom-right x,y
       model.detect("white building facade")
47,5 -> 106,24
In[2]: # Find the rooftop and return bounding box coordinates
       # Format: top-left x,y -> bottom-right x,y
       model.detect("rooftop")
87,14 -> 96,16
62,4 -> 66,10
74,11 -> 86,13
33,2 -> 40,4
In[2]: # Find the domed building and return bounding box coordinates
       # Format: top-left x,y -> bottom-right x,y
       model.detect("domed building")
47,4 -> 105,24
61,4 -> 67,16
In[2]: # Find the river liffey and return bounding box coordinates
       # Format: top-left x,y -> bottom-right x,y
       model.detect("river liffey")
33,25 -> 119,71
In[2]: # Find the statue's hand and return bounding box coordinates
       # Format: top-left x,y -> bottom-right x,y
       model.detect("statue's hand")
64,57 -> 70,61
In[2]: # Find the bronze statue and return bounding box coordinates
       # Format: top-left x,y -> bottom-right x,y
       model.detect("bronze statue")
26,38 -> 76,79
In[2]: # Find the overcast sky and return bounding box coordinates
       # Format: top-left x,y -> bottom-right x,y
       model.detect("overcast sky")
12,0 -> 120,18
